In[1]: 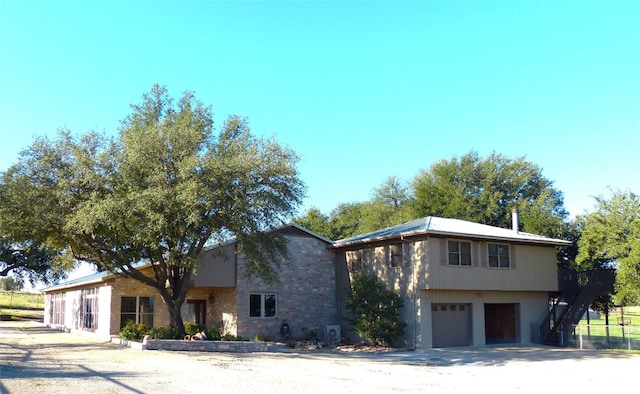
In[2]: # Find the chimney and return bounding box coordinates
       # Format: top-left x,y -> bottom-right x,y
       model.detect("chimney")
511,208 -> 519,233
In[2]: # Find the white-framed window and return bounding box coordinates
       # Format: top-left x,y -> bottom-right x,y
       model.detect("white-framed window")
448,240 -> 472,266
49,293 -> 65,325
388,243 -> 404,268
80,288 -> 98,331
249,293 -> 277,318
120,296 -> 154,329
488,243 -> 510,268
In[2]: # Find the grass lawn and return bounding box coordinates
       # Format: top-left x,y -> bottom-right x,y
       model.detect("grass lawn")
0,290 -> 45,311
570,305 -> 640,350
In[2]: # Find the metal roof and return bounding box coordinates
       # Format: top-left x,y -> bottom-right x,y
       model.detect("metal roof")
332,216 -> 571,247
41,270 -> 111,292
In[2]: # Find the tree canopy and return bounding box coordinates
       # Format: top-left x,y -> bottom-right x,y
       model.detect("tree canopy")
297,151 -> 569,244
0,85 -> 305,333
576,190 -> 640,305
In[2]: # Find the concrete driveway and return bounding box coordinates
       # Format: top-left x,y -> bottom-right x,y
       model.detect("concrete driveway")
1,320 -> 638,393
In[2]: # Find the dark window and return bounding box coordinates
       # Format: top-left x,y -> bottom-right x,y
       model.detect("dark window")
448,240 -> 472,266
488,243 -> 510,268
249,293 -> 277,318
389,243 -> 404,267
120,296 -> 154,329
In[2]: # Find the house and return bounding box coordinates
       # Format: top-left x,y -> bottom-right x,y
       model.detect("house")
42,223 -> 338,341
43,215 -> 573,349
331,214 -> 571,348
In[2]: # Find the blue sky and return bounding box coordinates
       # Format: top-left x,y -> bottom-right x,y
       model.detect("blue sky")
1,0 -> 639,220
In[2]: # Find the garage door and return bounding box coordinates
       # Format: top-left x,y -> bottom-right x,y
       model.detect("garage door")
431,303 -> 472,348
484,303 -> 518,344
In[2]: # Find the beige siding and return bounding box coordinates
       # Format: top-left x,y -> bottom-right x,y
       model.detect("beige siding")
426,238 -> 558,291
192,243 -> 236,287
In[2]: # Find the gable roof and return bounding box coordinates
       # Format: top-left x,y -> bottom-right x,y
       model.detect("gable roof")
332,216 -> 571,248
43,223 -> 332,292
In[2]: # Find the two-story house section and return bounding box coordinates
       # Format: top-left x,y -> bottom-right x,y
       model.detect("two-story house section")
332,215 -> 571,349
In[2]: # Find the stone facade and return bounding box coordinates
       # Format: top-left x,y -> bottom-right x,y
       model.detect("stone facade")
43,224 -> 337,341
234,232 -> 337,341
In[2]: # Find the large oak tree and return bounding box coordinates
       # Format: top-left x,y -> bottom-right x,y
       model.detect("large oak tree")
0,85 -> 305,334
576,190 -> 640,305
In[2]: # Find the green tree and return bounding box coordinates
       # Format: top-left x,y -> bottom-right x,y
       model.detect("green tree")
344,272 -> 406,346
0,169 -> 69,284
295,177 -> 413,240
0,276 -> 23,291
293,207 -> 334,239
0,85 -> 305,335
576,190 -> 640,305
411,151 -> 568,237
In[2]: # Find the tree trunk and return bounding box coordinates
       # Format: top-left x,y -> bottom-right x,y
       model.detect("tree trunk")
157,288 -> 187,336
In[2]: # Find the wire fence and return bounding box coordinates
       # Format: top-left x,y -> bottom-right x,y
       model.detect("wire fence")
568,324 -> 640,351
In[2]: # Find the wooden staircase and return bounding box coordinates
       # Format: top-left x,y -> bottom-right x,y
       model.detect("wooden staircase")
540,269 -> 615,346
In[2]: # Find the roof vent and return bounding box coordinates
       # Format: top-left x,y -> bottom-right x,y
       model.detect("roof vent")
511,208 -> 519,234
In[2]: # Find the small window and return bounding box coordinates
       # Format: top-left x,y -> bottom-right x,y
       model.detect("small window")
348,250 -> 363,272
389,243 -> 404,267
249,293 -> 277,318
448,240 -> 472,266
450,305 -> 457,311
459,304 -> 466,311
440,305 -> 447,311
488,243 -> 510,268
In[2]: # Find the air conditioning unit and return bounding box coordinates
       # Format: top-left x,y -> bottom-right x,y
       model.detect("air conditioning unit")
325,325 -> 341,344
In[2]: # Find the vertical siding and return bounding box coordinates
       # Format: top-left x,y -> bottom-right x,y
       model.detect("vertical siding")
426,238 -> 559,291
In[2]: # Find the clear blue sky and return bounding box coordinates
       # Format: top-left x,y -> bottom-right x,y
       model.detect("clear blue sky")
1,0 -> 639,219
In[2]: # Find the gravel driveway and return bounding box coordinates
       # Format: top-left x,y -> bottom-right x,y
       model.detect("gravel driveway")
1,320 -> 638,394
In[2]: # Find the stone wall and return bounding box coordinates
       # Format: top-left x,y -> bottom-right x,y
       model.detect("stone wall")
235,233 -> 337,341
142,338 -> 267,352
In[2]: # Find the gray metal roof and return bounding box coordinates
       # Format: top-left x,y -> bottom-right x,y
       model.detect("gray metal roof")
41,270 -> 111,292
332,216 -> 571,247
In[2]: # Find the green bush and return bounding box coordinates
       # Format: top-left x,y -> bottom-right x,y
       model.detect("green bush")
152,326 -> 181,339
184,322 -> 205,336
119,320 -> 153,340
345,272 -> 406,346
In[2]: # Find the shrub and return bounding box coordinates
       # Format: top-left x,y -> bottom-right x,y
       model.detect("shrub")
152,326 -> 181,339
120,320 -> 153,340
184,322 -> 205,336
344,272 -> 406,346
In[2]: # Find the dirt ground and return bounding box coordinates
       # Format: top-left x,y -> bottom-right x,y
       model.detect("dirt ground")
1,320 -> 639,394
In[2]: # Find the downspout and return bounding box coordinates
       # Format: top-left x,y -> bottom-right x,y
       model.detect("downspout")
402,234 -> 417,350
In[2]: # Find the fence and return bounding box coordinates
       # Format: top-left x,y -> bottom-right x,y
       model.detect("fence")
568,324 -> 640,351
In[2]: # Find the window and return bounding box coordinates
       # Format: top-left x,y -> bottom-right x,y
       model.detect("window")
183,300 -> 206,326
488,243 -> 510,268
388,243 -> 404,267
49,293 -> 65,325
348,250 -> 363,272
249,293 -> 277,318
448,240 -> 472,266
120,296 -> 154,329
80,288 -> 98,331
